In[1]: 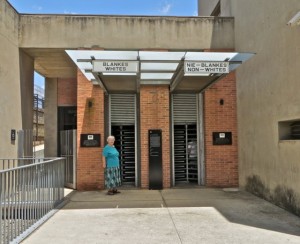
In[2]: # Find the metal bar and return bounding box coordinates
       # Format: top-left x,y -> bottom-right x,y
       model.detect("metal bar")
77,59 -> 181,63
198,94 -> 205,185
199,74 -> 227,93
92,72 -> 108,93
140,81 -> 170,85
185,124 -> 189,182
0,172 -> 3,244
170,59 -> 185,92
140,78 -> 171,81
171,95 -> 175,186
136,56 -> 141,93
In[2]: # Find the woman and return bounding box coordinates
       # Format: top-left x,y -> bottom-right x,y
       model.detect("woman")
102,135 -> 121,195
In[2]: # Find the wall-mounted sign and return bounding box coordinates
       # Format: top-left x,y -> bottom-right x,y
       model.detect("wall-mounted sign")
184,61 -> 229,74
212,132 -> 232,145
80,134 -> 101,147
92,60 -> 139,73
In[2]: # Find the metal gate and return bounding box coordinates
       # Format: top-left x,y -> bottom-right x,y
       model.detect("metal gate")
109,94 -> 137,186
172,94 -> 205,186
60,130 -> 77,189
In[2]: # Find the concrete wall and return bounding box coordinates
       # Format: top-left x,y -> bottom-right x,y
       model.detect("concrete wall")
18,15 -> 234,50
0,0 -> 22,158
198,0 -> 232,17
220,0 -> 232,16
231,0 -> 300,215
44,78 -> 58,157
198,0 -> 219,16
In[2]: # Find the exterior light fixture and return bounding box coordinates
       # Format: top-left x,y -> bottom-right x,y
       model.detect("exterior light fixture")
287,11 -> 300,26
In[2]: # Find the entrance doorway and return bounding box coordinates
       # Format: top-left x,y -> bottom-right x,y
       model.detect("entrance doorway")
171,94 -> 204,186
109,94 -> 137,186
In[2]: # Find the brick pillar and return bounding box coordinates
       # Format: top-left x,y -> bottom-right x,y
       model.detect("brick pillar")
77,70 -> 105,190
204,72 -> 238,187
140,86 -> 170,189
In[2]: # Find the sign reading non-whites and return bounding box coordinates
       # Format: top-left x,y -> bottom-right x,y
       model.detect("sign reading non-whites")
184,61 -> 229,74
93,60 -> 139,73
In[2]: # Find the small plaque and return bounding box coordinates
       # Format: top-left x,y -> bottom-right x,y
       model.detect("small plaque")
80,134 -> 101,147
213,132 -> 232,145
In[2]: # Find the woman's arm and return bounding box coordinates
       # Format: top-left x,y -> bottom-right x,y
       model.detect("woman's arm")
102,156 -> 106,168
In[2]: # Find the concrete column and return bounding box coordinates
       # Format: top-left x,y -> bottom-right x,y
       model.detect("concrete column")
44,78 -> 58,157
19,50 -> 34,130
19,50 -> 34,157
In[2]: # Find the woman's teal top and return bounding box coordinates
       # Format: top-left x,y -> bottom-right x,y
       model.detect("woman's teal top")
102,145 -> 120,168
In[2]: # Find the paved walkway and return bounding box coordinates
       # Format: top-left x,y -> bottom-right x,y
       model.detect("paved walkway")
23,188 -> 300,244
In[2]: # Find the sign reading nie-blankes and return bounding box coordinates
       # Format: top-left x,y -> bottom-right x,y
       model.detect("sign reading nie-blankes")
184,61 -> 229,74
93,60 -> 139,73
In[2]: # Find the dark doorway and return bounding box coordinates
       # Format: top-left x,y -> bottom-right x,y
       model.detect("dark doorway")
58,106 -> 77,155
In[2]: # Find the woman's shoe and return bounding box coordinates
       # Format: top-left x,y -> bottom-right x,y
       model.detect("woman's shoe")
107,190 -> 114,195
113,189 -> 121,194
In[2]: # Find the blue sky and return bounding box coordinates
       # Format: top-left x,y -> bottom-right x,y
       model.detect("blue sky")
8,0 -> 198,16
8,0 -> 198,90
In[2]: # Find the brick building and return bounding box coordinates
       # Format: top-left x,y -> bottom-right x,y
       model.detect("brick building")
1,0 -> 254,191
61,50 -> 250,190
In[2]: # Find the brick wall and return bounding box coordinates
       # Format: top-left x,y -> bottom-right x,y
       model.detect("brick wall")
57,78 -> 77,106
203,72 -> 238,187
140,85 -> 171,189
76,70 -> 105,190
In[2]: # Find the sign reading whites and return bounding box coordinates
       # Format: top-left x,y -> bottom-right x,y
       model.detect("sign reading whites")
93,60 -> 139,73
184,61 -> 229,74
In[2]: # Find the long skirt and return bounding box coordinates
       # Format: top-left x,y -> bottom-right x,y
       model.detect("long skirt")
105,166 -> 121,189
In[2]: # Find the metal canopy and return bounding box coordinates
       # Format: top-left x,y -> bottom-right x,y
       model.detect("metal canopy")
66,50 -> 254,93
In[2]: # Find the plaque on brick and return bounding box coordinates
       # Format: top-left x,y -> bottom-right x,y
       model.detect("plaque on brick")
212,132 -> 232,145
80,134 -> 101,147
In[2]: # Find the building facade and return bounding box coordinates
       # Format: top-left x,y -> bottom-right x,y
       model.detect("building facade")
0,0 -> 246,190
2,0 -> 299,215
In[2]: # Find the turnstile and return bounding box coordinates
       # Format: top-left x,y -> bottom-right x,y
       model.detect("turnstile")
112,125 -> 135,184
174,124 -> 198,183
172,94 -> 201,185
109,94 -> 137,186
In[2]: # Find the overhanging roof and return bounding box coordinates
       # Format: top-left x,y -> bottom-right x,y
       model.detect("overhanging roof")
66,50 -> 254,93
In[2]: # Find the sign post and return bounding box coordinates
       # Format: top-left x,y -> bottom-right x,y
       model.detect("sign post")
149,129 -> 163,190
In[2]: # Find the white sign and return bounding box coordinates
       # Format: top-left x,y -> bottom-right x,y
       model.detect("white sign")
184,61 -> 229,74
93,60 -> 139,73
219,133 -> 225,138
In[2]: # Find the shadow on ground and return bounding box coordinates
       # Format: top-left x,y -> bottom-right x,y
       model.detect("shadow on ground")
61,188 -> 300,237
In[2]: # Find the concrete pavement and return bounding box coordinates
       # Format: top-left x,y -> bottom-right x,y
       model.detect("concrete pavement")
22,188 -> 300,244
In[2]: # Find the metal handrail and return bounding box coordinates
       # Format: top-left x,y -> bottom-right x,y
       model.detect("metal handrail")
0,158 -> 65,244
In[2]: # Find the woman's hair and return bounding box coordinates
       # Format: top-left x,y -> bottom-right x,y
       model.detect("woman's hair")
107,135 -> 115,141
